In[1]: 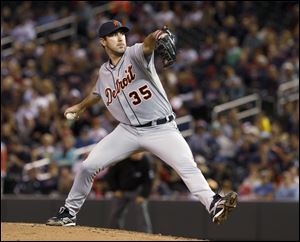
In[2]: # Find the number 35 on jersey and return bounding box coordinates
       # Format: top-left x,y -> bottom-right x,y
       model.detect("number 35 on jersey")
129,85 -> 152,105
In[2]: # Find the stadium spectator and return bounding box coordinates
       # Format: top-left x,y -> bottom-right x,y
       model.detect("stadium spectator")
52,135 -> 77,168
275,171 -> 299,201
57,166 -> 74,195
253,169 -> 275,201
1,142 -> 8,194
15,167 -> 42,194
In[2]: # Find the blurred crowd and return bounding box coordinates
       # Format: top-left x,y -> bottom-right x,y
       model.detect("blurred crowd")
1,1 -> 299,201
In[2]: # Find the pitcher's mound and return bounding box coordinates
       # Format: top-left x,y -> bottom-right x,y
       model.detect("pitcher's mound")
1,223 -> 203,241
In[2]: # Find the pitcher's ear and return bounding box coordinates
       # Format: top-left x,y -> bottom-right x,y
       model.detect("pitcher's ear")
100,37 -> 106,48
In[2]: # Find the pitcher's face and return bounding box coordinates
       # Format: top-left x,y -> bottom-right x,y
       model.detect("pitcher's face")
101,31 -> 127,56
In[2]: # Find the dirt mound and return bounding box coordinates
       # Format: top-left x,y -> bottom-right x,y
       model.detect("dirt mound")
1,223 -> 202,241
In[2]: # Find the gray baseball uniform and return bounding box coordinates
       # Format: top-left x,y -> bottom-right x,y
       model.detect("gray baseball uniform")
64,43 -> 215,217
93,43 -> 173,125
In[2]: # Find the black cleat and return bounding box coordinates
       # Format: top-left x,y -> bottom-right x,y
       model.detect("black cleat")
209,191 -> 238,225
46,206 -> 76,226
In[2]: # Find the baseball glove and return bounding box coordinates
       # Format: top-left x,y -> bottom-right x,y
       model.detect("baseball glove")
155,26 -> 176,68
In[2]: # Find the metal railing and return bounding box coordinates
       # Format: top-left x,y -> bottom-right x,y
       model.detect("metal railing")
1,3 -> 111,58
22,143 -> 96,181
277,79 -> 299,115
176,115 -> 194,137
212,93 -> 262,121
1,15 -> 77,57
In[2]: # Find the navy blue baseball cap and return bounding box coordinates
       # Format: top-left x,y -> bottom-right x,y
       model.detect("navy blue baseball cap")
98,20 -> 129,38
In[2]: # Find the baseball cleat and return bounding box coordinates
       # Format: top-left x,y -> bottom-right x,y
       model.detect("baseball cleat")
46,206 -> 76,226
209,191 -> 238,225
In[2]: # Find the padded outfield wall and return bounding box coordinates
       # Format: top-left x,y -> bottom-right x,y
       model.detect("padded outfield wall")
1,196 -> 298,241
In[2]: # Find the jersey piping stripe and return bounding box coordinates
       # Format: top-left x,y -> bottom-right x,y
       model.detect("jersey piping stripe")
151,80 -> 173,111
92,91 -> 101,97
141,53 -> 173,112
108,52 -> 125,70
121,89 -> 142,125
116,54 -> 142,125
146,71 -> 173,112
137,50 -> 173,114
105,64 -> 132,125
151,88 -> 170,113
117,56 -> 125,75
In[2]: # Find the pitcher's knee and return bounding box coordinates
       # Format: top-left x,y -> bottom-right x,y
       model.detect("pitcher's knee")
80,161 -> 101,175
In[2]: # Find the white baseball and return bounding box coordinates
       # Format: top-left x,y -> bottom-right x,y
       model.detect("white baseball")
66,113 -> 76,120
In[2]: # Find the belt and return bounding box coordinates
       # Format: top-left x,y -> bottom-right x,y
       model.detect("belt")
134,114 -> 175,128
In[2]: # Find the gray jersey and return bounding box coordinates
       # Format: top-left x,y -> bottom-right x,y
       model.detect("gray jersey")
93,43 -> 173,126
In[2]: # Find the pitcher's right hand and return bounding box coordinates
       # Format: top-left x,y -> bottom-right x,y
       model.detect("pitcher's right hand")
64,104 -> 85,119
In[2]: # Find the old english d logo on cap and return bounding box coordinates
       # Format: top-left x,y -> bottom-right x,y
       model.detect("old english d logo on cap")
113,20 -> 119,27
98,20 -> 129,38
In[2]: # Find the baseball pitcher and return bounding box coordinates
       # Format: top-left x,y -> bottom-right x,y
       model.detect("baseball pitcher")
46,20 -> 237,227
